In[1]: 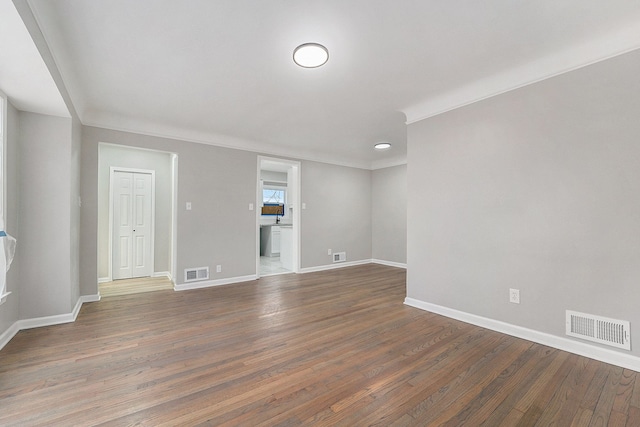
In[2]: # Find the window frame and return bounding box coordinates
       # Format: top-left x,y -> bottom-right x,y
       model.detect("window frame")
261,184 -> 287,218
0,91 -> 8,303
262,187 -> 286,205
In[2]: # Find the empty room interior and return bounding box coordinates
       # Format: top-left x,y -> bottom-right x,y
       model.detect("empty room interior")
1,1 -> 640,425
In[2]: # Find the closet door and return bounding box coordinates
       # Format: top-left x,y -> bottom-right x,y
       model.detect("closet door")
112,171 -> 153,279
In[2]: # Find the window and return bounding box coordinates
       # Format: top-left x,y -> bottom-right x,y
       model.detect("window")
261,184 -> 287,217
0,91 -> 8,303
263,188 -> 286,204
0,90 -> 4,218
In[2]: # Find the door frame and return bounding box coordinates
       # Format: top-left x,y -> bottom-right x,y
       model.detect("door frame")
256,156 -> 301,277
108,166 -> 156,281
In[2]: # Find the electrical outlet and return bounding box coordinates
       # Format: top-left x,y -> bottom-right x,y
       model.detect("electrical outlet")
216,265 -> 221,273
186,202 -> 192,210
509,288 -> 520,304
328,249 -> 332,255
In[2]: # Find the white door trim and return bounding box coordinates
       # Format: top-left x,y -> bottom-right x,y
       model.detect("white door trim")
256,156 -> 301,277
108,167 -> 156,281
170,154 -> 178,284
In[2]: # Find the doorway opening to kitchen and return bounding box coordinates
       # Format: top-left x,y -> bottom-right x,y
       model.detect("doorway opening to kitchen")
257,157 -> 300,277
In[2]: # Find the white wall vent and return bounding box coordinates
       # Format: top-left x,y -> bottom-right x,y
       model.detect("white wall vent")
566,310 -> 630,351
184,267 -> 209,282
333,252 -> 346,263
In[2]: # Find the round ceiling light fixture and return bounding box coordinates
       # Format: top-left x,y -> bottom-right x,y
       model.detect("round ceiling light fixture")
293,43 -> 329,68
374,142 -> 392,150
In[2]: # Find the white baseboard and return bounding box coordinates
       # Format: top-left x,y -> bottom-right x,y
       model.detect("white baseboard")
299,259 -> 372,274
101,273 -> 172,283
81,294 -> 101,303
152,271 -> 172,281
371,259 -> 407,269
0,294 -> 101,351
404,297 -> 640,373
0,321 -> 19,351
176,260 -> 401,289
174,274 -> 257,291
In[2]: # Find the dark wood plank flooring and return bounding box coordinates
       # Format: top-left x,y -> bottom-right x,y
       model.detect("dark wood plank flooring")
0,264 -> 638,426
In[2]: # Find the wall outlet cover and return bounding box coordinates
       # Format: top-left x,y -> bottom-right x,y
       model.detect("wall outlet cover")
509,288 -> 520,304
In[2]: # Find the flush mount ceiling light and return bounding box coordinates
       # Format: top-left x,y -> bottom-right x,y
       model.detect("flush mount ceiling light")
374,142 -> 392,150
293,43 -> 329,68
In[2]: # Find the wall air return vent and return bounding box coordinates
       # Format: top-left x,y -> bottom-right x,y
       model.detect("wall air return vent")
566,310 -> 630,350
184,267 -> 209,283
333,252 -> 346,263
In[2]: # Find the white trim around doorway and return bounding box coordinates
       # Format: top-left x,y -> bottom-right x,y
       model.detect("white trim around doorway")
256,156 -> 301,278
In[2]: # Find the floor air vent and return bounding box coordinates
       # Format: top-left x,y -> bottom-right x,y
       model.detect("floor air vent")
566,310 -> 630,350
184,267 -> 209,282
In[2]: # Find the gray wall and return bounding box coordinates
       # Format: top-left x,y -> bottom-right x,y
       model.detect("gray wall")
372,165 -> 406,264
82,126 -> 257,294
407,49 -> 640,358
261,170 -> 287,183
70,117 -> 81,307
300,160 -> 372,268
0,101 -> 21,335
97,144 -> 173,279
80,127 -> 378,294
18,112 -> 73,318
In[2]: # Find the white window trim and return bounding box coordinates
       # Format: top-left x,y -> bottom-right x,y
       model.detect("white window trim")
0,89 -> 5,220
0,91 -> 9,304
262,186 -> 287,205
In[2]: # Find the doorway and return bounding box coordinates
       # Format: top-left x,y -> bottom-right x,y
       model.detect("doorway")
98,143 -> 177,290
257,157 -> 301,277
111,169 -> 154,280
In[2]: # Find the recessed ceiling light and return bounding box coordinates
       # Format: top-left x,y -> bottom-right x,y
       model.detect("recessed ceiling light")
374,142 -> 392,150
293,43 -> 329,68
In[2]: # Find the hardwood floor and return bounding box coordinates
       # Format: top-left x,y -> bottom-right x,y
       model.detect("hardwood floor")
1,264 -> 638,426
99,276 -> 174,297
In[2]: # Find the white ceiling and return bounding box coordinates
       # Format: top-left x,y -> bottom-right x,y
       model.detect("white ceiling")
19,0 -> 640,169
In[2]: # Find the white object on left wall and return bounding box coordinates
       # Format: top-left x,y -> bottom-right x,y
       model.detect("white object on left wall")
0,215 -> 16,303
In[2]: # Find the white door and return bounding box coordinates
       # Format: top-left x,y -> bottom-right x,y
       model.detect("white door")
112,171 -> 153,280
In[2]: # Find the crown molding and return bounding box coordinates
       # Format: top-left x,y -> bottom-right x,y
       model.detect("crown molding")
404,24 -> 640,125
371,155 -> 407,170
83,113 -> 381,170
